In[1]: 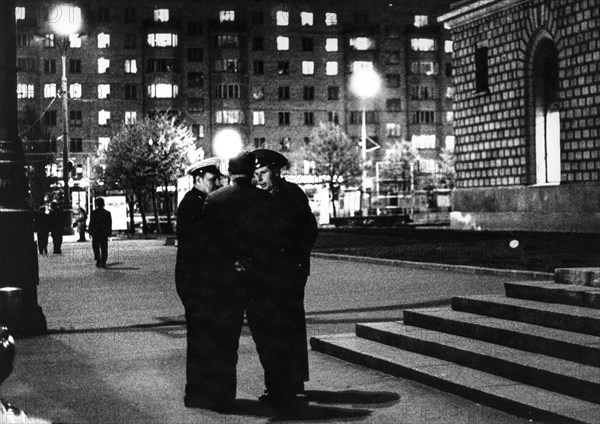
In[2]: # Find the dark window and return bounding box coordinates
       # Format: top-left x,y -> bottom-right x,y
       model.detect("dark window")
302,37 -> 314,51
125,84 -> 138,99
253,60 -> 264,75
69,138 -> 83,152
445,63 -> 453,77
188,72 -> 204,88
69,110 -> 82,126
386,74 -> 400,88
124,33 -> 137,49
254,137 -> 266,148
187,48 -> 203,62
97,7 -> 110,22
44,59 -> 56,74
475,46 -> 489,93
327,86 -> 339,101
303,86 -> 314,100
187,22 -> 203,36
43,111 -> 57,126
278,61 -> 289,75
17,58 -> 36,72
252,36 -> 264,50
411,110 -> 436,124
304,111 -> 314,125
278,86 -> 290,100
189,97 -> 204,112
349,111 -> 377,124
279,137 -> 291,150
147,59 -> 179,73
354,12 -> 368,25
385,51 -> 401,64
386,98 -> 402,111
124,8 -> 136,23
278,112 -> 290,125
69,59 -> 81,73
251,11 -> 264,24
384,25 -> 400,38
328,111 -> 339,124
16,32 -> 32,47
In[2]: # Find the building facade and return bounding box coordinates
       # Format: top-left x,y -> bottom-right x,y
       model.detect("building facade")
441,0 -> 600,232
15,0 -> 454,208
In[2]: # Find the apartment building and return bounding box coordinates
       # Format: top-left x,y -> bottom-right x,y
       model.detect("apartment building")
15,0 -> 454,203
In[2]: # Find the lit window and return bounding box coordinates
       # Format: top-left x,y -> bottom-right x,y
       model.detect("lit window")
216,34 -> 239,47
147,84 -> 179,98
125,60 -> 137,74
98,137 -> 110,151
411,134 -> 436,149
446,111 -> 454,123
219,10 -> 235,22
419,159 -> 437,173
69,34 -> 82,48
253,111 -> 265,125
411,38 -> 436,51
154,9 -> 169,22
302,61 -> 315,75
98,110 -> 111,126
98,84 -> 111,99
351,61 -> 373,72
301,12 -> 313,26
277,36 -> 289,50
97,33 -> 110,48
125,111 -> 137,125
17,84 -> 34,98
97,58 -> 110,74
44,84 -> 57,98
386,123 -> 401,137
325,12 -> 337,26
147,33 -> 179,47
215,110 -> 244,124
15,7 -> 25,20
349,37 -> 375,50
326,61 -> 338,75
43,34 -> 55,48
69,83 -> 82,98
446,86 -> 455,98
414,15 -> 428,27
445,136 -> 455,150
276,11 -> 289,26
325,38 -> 338,52
445,40 -> 453,53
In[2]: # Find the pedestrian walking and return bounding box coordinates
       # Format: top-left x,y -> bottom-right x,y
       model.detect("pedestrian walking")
48,201 -> 64,254
185,152 -> 285,412
88,198 -> 112,268
174,157 -> 223,407
75,206 -> 88,242
34,206 -> 50,255
253,149 -> 318,401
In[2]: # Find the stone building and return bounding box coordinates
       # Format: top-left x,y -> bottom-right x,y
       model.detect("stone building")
15,0 -> 454,210
440,0 -> 600,232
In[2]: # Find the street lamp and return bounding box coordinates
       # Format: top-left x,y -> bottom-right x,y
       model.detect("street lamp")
350,67 -> 382,214
213,128 -> 243,173
48,4 -> 83,233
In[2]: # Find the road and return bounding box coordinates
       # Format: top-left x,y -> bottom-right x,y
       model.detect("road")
2,237 -> 530,424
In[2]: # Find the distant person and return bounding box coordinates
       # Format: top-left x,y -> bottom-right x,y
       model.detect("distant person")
88,198 -> 112,268
253,149 -> 318,401
174,157 -> 223,406
75,206 -> 88,242
48,201 -> 64,254
34,206 -> 50,255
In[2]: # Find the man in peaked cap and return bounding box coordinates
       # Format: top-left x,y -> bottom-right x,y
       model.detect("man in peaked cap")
174,157 -> 224,408
252,149 -> 318,404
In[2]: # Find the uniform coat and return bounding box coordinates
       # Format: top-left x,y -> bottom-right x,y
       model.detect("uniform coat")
88,206 -> 112,266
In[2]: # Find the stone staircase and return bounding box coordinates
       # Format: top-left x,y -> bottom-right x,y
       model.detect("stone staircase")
310,268 -> 600,423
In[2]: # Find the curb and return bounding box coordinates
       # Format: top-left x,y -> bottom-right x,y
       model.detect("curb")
311,252 -> 553,280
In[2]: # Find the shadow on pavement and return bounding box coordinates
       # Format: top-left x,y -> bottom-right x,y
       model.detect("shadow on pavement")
304,390 -> 400,405
225,399 -> 372,422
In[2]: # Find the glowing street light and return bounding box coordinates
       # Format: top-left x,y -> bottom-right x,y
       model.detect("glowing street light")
350,68 -> 382,214
213,128 -> 244,160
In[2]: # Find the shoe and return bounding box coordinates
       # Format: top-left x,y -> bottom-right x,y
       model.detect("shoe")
101,263 -> 107,268
95,261 -> 101,267
258,391 -> 299,410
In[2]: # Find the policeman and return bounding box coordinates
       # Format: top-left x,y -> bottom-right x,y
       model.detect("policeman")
174,157 -> 223,408
253,149 -> 318,401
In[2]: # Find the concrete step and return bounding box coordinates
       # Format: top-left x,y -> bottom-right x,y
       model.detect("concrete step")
310,333 -> 600,424
452,294 -> 600,336
356,321 -> 600,404
403,308 -> 600,367
505,281 -> 600,309
555,268 -> 600,287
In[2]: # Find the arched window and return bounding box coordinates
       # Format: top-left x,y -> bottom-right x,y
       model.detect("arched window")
527,34 -> 560,185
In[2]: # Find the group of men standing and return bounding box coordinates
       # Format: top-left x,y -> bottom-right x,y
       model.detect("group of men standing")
175,149 -> 318,413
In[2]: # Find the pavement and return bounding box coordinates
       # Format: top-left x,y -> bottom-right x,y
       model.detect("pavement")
1,235 -> 532,423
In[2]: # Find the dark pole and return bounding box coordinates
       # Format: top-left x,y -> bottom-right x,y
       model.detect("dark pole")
0,0 -> 47,335
59,40 -> 74,234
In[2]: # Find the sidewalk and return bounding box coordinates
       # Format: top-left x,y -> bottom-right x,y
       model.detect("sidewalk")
1,236 -> 529,423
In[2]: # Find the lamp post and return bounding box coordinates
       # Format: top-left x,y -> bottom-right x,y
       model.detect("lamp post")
213,128 -> 243,175
48,4 -> 83,234
0,0 -> 46,335
350,68 -> 381,215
